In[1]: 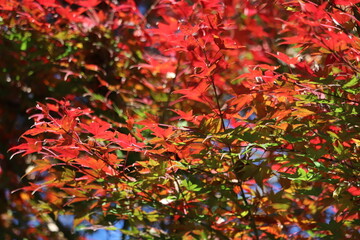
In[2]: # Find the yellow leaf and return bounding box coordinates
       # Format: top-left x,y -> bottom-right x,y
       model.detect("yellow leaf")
352,138 -> 360,147
200,117 -> 222,134
291,107 -> 315,117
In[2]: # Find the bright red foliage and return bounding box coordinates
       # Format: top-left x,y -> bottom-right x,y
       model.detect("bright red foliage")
2,0 -> 360,239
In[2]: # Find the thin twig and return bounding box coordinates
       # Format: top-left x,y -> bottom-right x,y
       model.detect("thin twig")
141,0 -> 162,25
161,54 -> 182,123
209,75 -> 260,240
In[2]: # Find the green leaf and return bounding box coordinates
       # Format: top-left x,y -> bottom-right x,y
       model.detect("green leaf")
327,131 -> 339,141
297,187 -> 322,196
343,76 -> 359,88
105,226 -> 118,231
20,41 -> 28,51
182,179 -> 202,192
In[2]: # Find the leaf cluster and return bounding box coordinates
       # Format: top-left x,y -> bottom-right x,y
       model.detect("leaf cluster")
2,0 -> 360,239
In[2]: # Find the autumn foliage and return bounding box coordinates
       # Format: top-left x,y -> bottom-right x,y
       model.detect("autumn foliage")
1,0 -> 360,239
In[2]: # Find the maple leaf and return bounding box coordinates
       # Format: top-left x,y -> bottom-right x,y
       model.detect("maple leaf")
72,0 -> 100,8
347,186 -> 360,196
173,80 -> 213,106
80,118 -> 114,140
10,137 -> 42,158
334,0 -> 360,5
213,35 -> 244,50
172,109 -> 194,121
268,52 -> 298,65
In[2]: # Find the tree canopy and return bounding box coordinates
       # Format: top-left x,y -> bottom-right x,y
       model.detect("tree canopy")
1,0 -> 360,239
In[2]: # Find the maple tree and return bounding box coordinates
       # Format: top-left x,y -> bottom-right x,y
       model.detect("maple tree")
1,0 -> 360,239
